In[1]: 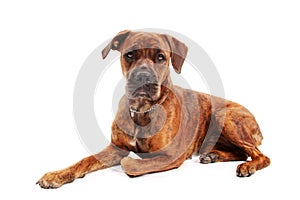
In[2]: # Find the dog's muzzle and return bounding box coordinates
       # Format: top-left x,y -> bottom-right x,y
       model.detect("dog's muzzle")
126,67 -> 159,99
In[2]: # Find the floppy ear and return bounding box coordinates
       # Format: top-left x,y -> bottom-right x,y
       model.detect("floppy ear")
102,30 -> 131,59
162,34 -> 188,74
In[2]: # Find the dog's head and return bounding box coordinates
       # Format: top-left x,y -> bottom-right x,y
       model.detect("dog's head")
102,30 -> 188,112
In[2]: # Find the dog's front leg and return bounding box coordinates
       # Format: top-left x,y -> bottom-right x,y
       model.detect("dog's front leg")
37,144 -> 128,189
120,153 -> 186,177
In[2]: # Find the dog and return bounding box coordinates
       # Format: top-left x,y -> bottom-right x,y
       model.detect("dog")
37,30 -> 270,189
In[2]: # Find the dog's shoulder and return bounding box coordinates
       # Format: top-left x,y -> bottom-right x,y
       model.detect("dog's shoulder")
173,85 -> 211,104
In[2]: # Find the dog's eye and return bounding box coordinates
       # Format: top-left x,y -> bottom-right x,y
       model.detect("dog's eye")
157,53 -> 165,62
125,52 -> 134,59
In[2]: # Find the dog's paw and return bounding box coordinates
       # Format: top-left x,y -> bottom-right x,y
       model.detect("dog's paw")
121,157 -> 142,177
36,170 -> 74,189
200,152 -> 219,164
236,162 -> 256,177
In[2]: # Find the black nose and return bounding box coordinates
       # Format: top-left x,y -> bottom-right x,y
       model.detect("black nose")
135,71 -> 152,84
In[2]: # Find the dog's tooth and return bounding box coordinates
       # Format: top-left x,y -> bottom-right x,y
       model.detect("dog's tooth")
130,111 -> 134,118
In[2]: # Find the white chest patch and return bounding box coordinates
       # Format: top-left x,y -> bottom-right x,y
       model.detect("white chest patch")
129,128 -> 139,147
129,138 -> 137,147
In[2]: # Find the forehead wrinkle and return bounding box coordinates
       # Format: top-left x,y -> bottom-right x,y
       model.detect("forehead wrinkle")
125,43 -> 170,53
126,33 -> 168,48
122,33 -> 171,54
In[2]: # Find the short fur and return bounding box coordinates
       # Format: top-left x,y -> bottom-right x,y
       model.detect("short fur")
37,30 -> 270,189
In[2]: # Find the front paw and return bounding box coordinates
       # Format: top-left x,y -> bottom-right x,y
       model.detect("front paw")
36,170 -> 74,189
121,157 -> 142,177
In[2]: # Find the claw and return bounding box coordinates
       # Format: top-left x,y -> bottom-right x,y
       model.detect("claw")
236,163 -> 256,177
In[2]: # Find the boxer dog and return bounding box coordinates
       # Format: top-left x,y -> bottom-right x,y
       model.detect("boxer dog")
37,30 -> 270,189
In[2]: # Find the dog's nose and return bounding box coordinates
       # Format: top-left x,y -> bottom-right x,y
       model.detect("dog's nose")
136,71 -> 152,84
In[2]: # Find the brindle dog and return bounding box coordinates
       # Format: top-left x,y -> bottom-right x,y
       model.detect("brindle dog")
37,30 -> 270,189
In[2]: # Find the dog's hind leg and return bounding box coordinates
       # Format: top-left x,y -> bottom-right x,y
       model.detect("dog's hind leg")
200,148 -> 248,164
214,105 -> 270,177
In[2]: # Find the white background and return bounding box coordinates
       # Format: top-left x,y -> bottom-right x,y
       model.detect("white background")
0,0 -> 299,199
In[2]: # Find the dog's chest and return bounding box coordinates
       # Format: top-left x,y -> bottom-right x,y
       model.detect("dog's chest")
127,124 -> 154,152
116,106 -> 168,152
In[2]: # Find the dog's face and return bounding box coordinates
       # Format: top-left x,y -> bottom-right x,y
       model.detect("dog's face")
102,30 -> 188,112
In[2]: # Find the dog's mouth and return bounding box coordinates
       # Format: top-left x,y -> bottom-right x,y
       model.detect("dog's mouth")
126,83 -> 161,100
126,83 -> 161,113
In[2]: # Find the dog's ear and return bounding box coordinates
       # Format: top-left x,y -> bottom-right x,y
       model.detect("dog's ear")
102,30 -> 131,59
162,34 -> 188,74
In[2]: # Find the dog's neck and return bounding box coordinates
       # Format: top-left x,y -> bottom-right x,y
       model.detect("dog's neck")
129,85 -> 170,126
128,75 -> 173,126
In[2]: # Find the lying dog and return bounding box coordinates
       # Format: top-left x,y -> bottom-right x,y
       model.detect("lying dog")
37,30 -> 270,189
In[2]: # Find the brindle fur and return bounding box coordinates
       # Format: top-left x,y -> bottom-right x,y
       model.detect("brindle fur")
37,30 -> 270,189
